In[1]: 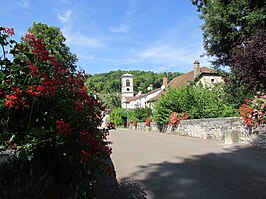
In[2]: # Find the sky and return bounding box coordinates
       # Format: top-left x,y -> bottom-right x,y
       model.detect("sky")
0,0 -> 212,75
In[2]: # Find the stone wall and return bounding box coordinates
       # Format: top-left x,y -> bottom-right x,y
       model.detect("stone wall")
130,117 -> 266,148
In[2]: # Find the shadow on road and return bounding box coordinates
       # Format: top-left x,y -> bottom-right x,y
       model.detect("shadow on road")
92,157 -> 147,199
95,132 -> 266,199
119,146 -> 266,199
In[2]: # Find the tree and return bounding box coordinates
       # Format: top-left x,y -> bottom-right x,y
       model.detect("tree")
133,107 -> 152,122
27,22 -> 78,72
230,26 -> 266,91
110,107 -> 126,126
85,70 -> 182,94
100,93 -> 121,109
192,0 -> 266,67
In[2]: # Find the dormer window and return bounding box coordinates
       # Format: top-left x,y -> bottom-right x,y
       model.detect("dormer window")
126,79 -> 130,86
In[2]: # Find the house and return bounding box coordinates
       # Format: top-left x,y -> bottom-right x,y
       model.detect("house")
121,60 -> 224,110
121,73 -> 166,110
168,60 -> 224,89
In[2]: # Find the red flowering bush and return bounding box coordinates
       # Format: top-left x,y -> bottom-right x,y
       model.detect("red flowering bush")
169,112 -> 189,127
239,94 -> 266,127
145,118 -> 151,126
0,27 -> 111,197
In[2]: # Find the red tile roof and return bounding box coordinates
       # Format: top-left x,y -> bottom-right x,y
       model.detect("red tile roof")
168,67 -> 217,89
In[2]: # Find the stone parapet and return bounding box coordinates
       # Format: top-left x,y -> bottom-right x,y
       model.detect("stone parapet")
134,117 -> 266,148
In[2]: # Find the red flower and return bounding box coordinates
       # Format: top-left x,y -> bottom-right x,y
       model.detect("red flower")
145,118 -> 150,126
55,120 -> 71,135
24,31 -> 35,42
4,99 -> 16,108
29,64 -> 39,76
81,150 -> 90,162
2,26 -> 14,36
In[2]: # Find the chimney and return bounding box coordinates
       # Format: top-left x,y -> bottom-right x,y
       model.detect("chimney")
193,60 -> 200,78
163,75 -> 168,87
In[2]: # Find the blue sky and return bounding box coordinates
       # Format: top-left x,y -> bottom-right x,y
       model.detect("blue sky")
0,0 -> 212,75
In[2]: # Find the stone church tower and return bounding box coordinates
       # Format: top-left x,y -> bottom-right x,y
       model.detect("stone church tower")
121,73 -> 134,98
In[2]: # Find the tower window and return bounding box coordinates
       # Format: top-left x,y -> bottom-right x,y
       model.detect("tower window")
127,88 -> 130,91
126,79 -> 130,86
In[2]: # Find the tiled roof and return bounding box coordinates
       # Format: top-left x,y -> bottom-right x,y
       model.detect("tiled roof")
146,91 -> 166,102
168,67 -> 217,89
125,88 -> 162,102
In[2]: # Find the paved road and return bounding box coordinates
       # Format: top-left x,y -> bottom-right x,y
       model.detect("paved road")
108,129 -> 266,199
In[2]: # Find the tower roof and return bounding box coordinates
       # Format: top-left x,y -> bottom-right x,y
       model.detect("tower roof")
121,73 -> 133,77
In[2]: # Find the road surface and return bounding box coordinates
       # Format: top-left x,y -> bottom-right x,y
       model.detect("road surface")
108,128 -> 266,199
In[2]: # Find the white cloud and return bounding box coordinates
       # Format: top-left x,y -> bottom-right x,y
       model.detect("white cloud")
17,0 -> 30,8
109,24 -> 130,33
57,10 -> 73,23
135,40 -> 211,71
109,0 -> 139,33
79,54 -> 95,60
139,42 -> 194,64
63,32 -> 105,49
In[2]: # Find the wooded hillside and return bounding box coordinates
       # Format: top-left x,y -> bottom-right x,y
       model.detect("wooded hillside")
85,70 -> 182,94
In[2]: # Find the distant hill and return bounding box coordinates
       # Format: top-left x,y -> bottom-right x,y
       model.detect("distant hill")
85,70 -> 183,94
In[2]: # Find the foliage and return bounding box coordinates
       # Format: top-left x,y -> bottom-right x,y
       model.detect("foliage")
132,107 -> 153,123
154,85 -> 238,124
0,26 -> 110,197
239,94 -> 266,127
99,93 -> 121,109
110,107 -> 126,126
230,26 -> 266,91
86,70 -> 182,94
128,110 -> 138,123
223,71 -> 257,108
192,0 -> 266,67
27,22 -> 78,72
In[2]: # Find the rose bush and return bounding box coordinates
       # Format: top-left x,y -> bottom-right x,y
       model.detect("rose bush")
0,26 -> 111,197
239,94 -> 266,127
169,112 -> 189,128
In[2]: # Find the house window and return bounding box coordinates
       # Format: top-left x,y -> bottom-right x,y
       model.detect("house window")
126,79 -> 130,86
211,78 -> 215,83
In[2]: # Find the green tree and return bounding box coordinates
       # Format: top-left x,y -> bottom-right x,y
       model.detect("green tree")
110,107 -> 126,126
27,22 -> 78,72
86,70 -> 182,94
133,107 -> 153,122
192,0 -> 266,67
100,93 -> 121,109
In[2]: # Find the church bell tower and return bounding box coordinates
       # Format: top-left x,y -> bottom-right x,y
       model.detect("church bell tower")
121,73 -> 134,98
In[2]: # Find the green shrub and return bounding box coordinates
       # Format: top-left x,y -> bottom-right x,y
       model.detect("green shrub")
133,107 -> 152,122
154,85 -> 238,124
110,107 -> 126,126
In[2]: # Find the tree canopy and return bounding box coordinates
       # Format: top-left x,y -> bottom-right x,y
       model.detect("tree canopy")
192,0 -> 266,67
27,22 -> 78,72
231,26 -> 266,91
85,70 -> 182,94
